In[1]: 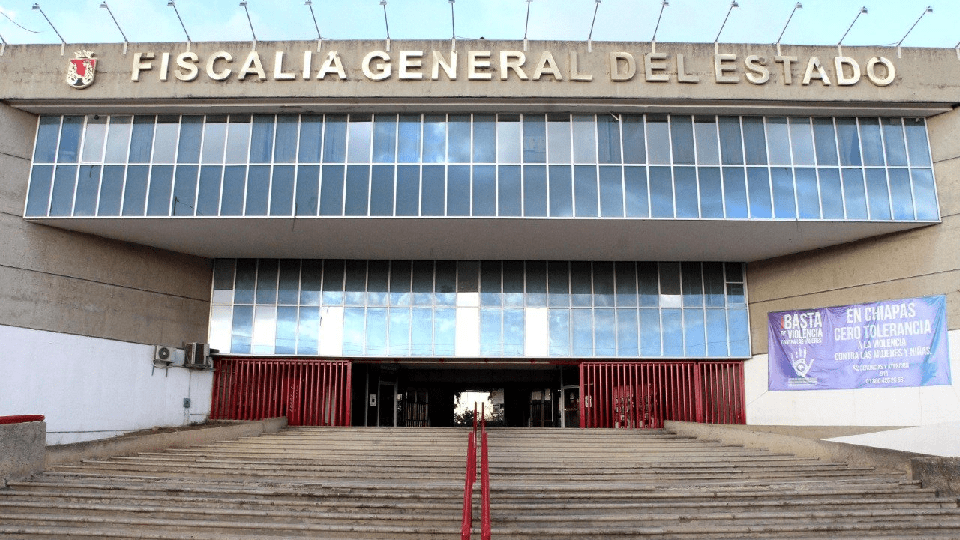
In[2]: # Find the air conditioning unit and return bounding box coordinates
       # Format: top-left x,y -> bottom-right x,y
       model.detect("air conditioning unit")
183,343 -> 213,370
154,345 -> 185,367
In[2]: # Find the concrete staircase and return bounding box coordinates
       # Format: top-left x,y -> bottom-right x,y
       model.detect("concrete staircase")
0,427 -> 957,538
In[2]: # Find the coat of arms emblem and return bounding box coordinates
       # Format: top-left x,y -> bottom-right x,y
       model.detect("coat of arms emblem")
67,51 -> 97,89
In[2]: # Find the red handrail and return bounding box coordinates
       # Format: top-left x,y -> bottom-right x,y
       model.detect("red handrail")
461,404 -> 478,540
462,402 -> 493,540
480,403 -> 491,540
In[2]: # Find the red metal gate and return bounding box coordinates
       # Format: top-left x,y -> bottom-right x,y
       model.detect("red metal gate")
210,357 -> 352,426
579,361 -> 745,429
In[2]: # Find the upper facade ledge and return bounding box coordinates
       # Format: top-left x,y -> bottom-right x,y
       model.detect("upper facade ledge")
0,41 -> 958,114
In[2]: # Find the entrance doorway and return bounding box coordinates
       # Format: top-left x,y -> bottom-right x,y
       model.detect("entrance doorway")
354,363 -> 577,427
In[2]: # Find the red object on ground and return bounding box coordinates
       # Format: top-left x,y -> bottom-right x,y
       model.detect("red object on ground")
0,415 -> 45,425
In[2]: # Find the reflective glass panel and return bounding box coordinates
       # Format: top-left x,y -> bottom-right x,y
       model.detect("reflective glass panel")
674,166 -> 698,218
573,165 -> 599,217
245,165 -> 270,216
57,117 -> 84,163
397,114 -> 421,163
859,118 -> 885,166
812,118 -> 839,166
298,114 -> 322,163
882,118 -> 908,166
34,117 -> 60,163
722,167 -> 748,219
370,165 -> 395,216
201,116 -> 227,164
523,114 -> 547,163
624,166 -> 649,218
274,115 -> 299,163
646,114 -> 670,165
597,114 -> 622,164
226,115 -> 252,164
765,117 -> 791,165
599,166 -> 624,218
622,115 -> 645,164
572,115 -> 597,163
549,165 -> 573,217
153,116 -> 180,163
396,165 -> 419,216
498,165 -> 522,217
81,116 -> 107,163
694,116 -> 720,165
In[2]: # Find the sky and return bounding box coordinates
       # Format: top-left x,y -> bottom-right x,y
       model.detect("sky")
0,0 -> 956,49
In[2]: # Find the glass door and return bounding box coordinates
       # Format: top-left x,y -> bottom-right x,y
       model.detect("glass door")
561,385 -> 580,428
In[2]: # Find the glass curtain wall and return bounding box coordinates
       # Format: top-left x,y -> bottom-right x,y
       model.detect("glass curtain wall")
26,114 -> 939,222
209,259 -> 750,359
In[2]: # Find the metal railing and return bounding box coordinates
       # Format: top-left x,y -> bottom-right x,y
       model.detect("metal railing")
210,357 -> 351,426
579,361 -> 745,428
462,403 -> 492,540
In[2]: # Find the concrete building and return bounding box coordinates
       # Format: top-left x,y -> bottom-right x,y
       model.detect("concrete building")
0,40 -> 956,444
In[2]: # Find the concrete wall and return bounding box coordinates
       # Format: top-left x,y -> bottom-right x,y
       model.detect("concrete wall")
0,325 -> 213,445
0,421 -> 45,487
0,42 -> 957,115
0,103 -> 213,345
0,102 -> 214,443
743,105 -> 960,426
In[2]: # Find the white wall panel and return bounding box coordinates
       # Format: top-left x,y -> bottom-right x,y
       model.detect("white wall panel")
0,324 -> 213,445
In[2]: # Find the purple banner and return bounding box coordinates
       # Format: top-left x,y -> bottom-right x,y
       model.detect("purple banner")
769,296 -> 950,391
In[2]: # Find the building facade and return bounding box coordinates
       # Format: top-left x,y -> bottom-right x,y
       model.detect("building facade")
0,40 -> 956,442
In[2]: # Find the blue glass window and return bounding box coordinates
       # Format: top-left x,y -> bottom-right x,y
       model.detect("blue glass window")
75,165 -> 102,216
147,165 -> 175,216
523,115 -> 547,163
221,166 -> 246,216
34,117 -> 60,163
270,165 -> 295,216
599,166 -> 624,218
319,165 -> 344,216
397,114 -> 421,163
722,167 -> 748,219
295,165 -> 320,216
370,165 -> 395,216
548,165 -> 573,217
473,165 -> 496,216
274,115 -> 299,163
57,116 -> 83,163
121,165 -> 149,216
128,116 -> 155,163
48,165 -> 77,216
27,114 -> 938,224
646,115 -> 670,165
498,166 -> 522,217
171,165 -> 197,216
698,168 -> 723,218
670,116 -> 695,165
177,117 -> 202,163
344,165 -> 370,216
225,115 -> 252,164
249,115 -> 275,163
624,166 -> 649,218
396,165 -> 420,216
574,165 -> 599,217
523,165 -> 547,217
298,115 -> 322,163
819,169 -> 844,219
622,115 -> 645,164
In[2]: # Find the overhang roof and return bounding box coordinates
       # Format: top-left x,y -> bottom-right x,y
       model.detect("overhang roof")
31,217 -> 933,262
